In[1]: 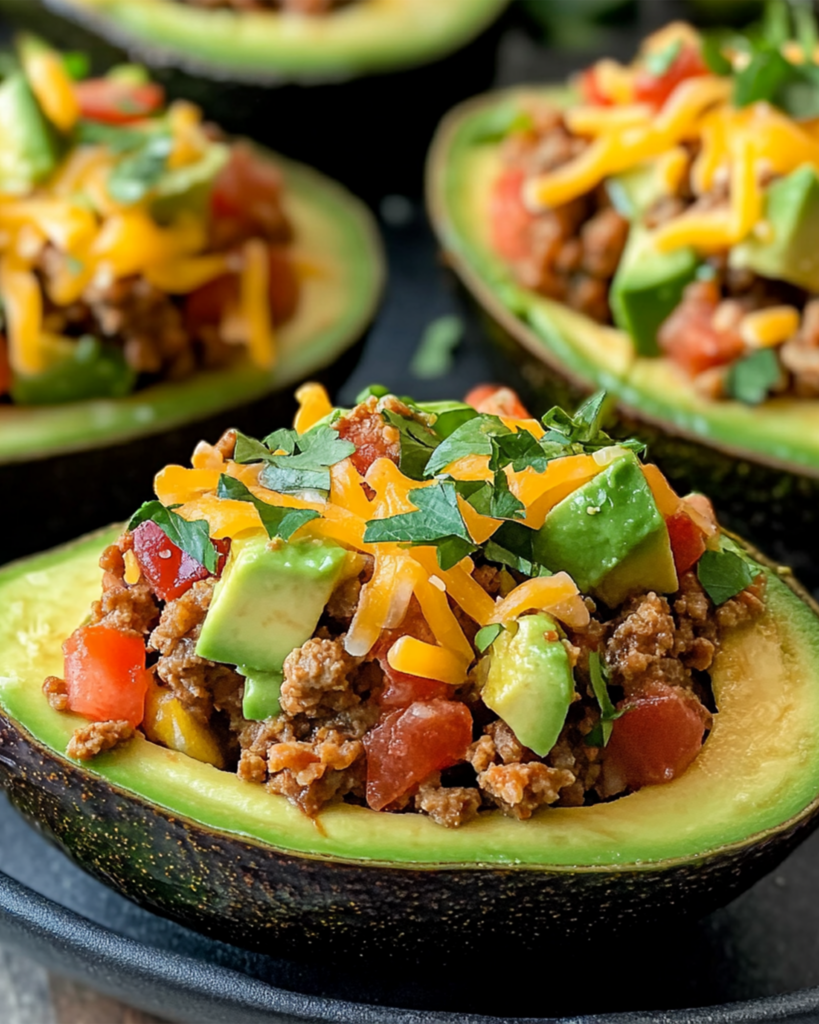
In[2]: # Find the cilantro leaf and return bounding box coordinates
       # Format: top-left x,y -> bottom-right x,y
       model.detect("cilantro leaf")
258,426 -> 355,496
586,651 -> 625,747
382,409 -> 440,481
410,315 -> 463,380
262,428 -> 298,455
75,120 -> 150,154
363,481 -> 477,571
540,391 -> 646,460
128,500 -> 218,573
725,348 -> 780,406
216,476 -> 319,540
424,415 -> 510,477
107,132 -> 173,205
697,549 -> 755,606
701,31 -> 733,76
489,430 -> 549,473
483,521 -> 552,577
489,469 -> 526,521
644,39 -> 682,78
233,430 -> 278,464
475,623 -> 504,653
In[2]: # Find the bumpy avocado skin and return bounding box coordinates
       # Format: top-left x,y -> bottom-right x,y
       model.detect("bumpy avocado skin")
2,534 -> 819,956
0,708 -> 816,957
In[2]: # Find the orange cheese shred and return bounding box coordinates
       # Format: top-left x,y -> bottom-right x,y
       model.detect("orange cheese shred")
490,572 -> 590,630
387,636 -> 468,686
293,382 -> 334,434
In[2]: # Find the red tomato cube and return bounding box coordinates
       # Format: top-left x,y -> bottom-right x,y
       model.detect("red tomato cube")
64,624 -> 150,728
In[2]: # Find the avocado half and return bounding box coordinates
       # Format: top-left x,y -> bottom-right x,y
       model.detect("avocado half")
38,0 -> 508,83
2,529 -> 819,955
0,145 -> 383,564
426,88 -> 819,538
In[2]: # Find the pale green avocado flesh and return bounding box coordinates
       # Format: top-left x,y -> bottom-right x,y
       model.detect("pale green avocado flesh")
43,0 -> 509,80
2,531 -> 819,868
481,613 -> 573,757
428,88 -> 819,476
0,147 -> 383,464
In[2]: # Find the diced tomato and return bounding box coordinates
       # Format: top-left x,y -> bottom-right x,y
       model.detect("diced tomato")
335,407 -> 399,477
490,168 -> 534,262
605,683 -> 708,789
379,664 -> 449,709
211,142 -> 287,236
658,282 -> 744,378
364,699 -> 473,811
75,79 -> 165,125
666,509 -> 707,575
131,521 -> 228,603
633,44 -> 709,109
64,624 -> 150,727
464,384 -> 531,418
184,245 -> 299,334
581,67 -> 614,106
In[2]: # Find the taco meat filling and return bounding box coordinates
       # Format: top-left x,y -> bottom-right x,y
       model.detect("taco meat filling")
489,16 -> 819,403
46,385 -> 766,827
0,51 -> 299,406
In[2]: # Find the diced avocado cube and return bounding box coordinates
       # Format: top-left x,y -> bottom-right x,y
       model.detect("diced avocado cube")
196,535 -> 348,672
532,453 -> 678,606
730,166 -> 819,292
239,666 -> 284,722
481,613 -> 574,757
610,225 -> 700,356
606,164 -> 665,220
0,73 -> 60,193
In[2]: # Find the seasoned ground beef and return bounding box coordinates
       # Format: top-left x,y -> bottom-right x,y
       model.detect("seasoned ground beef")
67,720 -> 134,761
42,675 -> 69,712
91,543 -> 159,636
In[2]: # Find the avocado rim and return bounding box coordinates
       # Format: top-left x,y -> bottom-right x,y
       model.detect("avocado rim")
37,0 -> 510,85
0,143 -> 384,466
1,528 -> 819,949
426,86 -> 819,485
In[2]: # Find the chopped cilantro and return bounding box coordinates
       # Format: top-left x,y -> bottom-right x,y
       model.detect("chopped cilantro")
62,52 -> 90,81
107,132 -> 173,205
586,651 -> 625,748
75,120 -> 151,154
540,391 -> 646,460
355,384 -> 389,403
410,315 -> 463,380
262,427 -> 298,455
489,469 -> 526,521
216,476 -> 319,540
381,409 -> 440,481
259,425 -> 355,496
424,415 -> 510,476
697,549 -> 755,606
644,39 -> 682,78
725,349 -> 780,406
475,623 -> 504,653
233,430 -> 278,464
128,500 -> 218,573
363,481 -> 477,570
482,521 -> 552,577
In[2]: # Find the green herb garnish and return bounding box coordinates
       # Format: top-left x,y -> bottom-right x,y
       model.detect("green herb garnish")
475,623 -> 504,653
128,500 -> 218,572
697,548 -> 755,606
381,409 -> 441,481
725,348 -> 780,406
363,480 -> 477,570
258,426 -> 356,496
107,132 -> 173,205
586,651 -> 625,747
216,476 -> 319,540
410,315 -> 463,380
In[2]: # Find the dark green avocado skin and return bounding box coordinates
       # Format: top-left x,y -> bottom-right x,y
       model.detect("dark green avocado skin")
475,309 -> 819,587
4,0 -> 506,201
0,340 -> 362,568
0,709 -> 816,958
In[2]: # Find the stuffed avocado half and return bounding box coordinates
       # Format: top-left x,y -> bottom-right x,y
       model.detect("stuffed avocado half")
36,0 -> 509,82
427,10 -> 819,520
0,40 -> 383,463
1,383 -> 819,953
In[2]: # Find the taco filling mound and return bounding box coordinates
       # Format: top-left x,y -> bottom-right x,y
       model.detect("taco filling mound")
488,6 -> 819,405
0,39 -> 301,406
42,383 -> 768,829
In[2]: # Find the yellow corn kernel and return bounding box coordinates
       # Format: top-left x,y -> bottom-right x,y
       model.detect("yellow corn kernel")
490,572 -> 589,630
293,382 -> 333,434
123,549 -> 142,585
387,636 -> 468,686
144,680 -> 224,768
740,306 -> 800,349
25,50 -> 80,132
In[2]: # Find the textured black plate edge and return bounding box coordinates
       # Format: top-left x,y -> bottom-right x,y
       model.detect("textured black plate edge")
2,867 -> 819,1024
